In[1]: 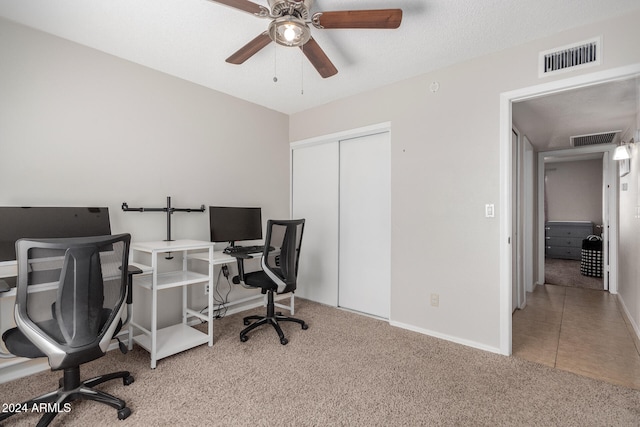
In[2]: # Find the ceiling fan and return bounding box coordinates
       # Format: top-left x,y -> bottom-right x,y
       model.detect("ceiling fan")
209,0 -> 402,78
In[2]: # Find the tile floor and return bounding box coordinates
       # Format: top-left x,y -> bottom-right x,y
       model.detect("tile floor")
512,284 -> 640,390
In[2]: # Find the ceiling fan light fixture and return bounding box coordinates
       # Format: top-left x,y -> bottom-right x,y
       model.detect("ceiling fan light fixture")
268,16 -> 310,47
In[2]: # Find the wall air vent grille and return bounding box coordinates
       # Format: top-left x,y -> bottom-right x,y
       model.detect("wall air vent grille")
570,131 -> 620,147
539,37 -> 601,78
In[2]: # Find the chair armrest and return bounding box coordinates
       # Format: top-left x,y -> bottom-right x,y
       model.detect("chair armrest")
233,257 -> 246,284
114,264 -> 144,335
126,266 -> 143,305
127,265 -> 144,275
226,254 -> 253,284
0,281 -> 15,357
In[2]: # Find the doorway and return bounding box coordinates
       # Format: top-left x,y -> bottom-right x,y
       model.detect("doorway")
538,150 -> 611,291
499,63 -> 640,355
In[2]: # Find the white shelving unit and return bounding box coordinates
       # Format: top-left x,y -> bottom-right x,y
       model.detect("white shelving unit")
128,240 -> 214,369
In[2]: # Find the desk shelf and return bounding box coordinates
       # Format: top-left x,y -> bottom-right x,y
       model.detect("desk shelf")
132,324 -> 209,361
128,240 -> 214,369
133,271 -> 210,291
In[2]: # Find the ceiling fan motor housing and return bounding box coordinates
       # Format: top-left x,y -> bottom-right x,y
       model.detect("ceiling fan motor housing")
268,0 -> 312,19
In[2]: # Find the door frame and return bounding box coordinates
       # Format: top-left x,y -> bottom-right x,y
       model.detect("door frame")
511,127 -> 534,311
511,127 -> 524,312
499,63 -> 640,355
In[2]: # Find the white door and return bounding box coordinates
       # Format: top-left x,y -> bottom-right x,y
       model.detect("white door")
338,132 -> 390,318
292,142 -> 339,306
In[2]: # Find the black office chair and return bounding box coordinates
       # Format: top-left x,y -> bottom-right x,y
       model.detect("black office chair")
236,219 -> 308,345
0,234 -> 135,426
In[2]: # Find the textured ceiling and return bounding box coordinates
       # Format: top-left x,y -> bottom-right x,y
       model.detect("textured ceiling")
513,77 -> 640,151
2,0 -> 640,115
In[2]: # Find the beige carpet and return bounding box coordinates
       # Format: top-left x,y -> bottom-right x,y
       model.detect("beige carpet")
1,299 -> 639,426
545,258 -> 604,290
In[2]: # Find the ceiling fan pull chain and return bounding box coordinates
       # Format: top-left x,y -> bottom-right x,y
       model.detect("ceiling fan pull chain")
273,43 -> 278,83
300,44 -> 304,95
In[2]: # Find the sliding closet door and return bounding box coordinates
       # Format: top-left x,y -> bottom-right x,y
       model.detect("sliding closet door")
291,142 -> 339,306
338,132 -> 390,318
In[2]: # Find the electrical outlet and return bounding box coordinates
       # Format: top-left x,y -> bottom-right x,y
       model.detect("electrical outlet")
430,293 -> 439,307
205,284 -> 209,295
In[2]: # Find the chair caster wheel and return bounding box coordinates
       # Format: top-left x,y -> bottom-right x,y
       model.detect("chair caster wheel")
240,335 -> 248,342
243,319 -> 250,326
302,323 -> 308,330
118,407 -> 131,420
123,375 -> 135,386
280,338 -> 288,345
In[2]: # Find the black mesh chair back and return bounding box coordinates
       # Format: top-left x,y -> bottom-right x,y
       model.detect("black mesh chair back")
15,234 -> 128,369
1,233 -> 135,425
262,219 -> 304,294
239,219 -> 308,345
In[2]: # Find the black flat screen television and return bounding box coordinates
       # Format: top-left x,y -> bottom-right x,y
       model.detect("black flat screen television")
0,207 -> 111,263
209,206 -> 262,247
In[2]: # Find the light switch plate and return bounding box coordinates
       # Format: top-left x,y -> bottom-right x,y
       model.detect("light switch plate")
485,204 -> 495,218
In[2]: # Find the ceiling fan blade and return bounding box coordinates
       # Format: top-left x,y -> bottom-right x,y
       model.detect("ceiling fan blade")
300,37 -> 338,78
312,9 -> 402,29
207,0 -> 269,17
226,32 -> 272,64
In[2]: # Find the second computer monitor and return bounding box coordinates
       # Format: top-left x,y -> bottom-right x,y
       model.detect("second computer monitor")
209,206 -> 262,247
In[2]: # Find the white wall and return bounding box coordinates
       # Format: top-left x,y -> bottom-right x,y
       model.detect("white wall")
0,18 -> 290,240
290,11 -> 640,352
545,159 -> 603,226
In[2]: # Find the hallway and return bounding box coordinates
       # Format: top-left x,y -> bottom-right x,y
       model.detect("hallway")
513,284 -> 640,389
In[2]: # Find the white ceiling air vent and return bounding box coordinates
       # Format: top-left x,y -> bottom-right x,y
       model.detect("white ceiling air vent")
570,130 -> 620,147
539,37 -> 601,78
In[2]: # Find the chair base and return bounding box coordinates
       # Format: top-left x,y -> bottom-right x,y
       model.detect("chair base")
0,366 -> 134,426
240,290 -> 308,345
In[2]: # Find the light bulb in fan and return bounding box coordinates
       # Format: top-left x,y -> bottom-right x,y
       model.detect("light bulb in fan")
268,16 -> 310,47
283,25 -> 296,42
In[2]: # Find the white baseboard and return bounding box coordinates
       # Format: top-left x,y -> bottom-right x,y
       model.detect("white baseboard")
618,295 -> 640,344
0,357 -> 49,384
389,320 -> 503,355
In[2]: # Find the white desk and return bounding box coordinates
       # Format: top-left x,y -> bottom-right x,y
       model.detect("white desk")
1,241 -> 295,373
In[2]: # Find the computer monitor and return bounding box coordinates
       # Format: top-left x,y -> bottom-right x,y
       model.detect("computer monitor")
0,207 -> 111,263
209,206 -> 262,247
